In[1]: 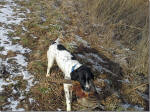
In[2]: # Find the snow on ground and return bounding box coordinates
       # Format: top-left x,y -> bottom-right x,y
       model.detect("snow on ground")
0,0 -> 34,110
75,35 -> 90,48
120,103 -> 144,111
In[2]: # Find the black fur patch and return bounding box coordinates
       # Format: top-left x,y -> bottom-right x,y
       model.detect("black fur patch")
71,54 -> 76,60
51,41 -> 56,44
71,56 -> 76,60
57,44 -> 67,50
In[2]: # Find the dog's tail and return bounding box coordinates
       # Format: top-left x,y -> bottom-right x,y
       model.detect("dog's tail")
52,33 -> 63,44
54,38 -> 60,44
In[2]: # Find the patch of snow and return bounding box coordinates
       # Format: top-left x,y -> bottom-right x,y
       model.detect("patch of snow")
22,26 -> 28,32
75,35 -> 90,48
0,58 -> 2,72
0,36 -> 31,55
21,70 -> 34,92
92,23 -> 104,27
0,27 -> 31,55
102,67 -> 117,76
87,58 -> 95,64
0,78 -> 17,92
118,79 -> 130,84
5,97 -> 25,111
77,54 -> 85,59
69,41 -> 78,49
121,103 -> 144,111
0,79 -> 11,92
19,93 -> 25,100
26,8 -> 30,14
97,79 -> 110,84
41,16 -> 46,22
85,53 -> 106,63
92,65 -> 103,73
13,54 -> 28,67
0,0 -> 25,25
0,0 -> 34,110
57,108 -> 62,111
124,48 -> 130,51
96,87 -> 102,92
134,105 -> 144,111
21,70 -> 33,80
12,88 -> 18,94
30,34 -> 38,39
136,90 -> 149,101
33,36 -> 38,39
77,54 -> 103,72
12,36 -> 20,40
29,98 -> 35,104
124,79 -> 130,83
121,103 -> 130,109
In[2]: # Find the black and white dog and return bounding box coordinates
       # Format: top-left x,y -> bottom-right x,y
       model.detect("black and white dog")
46,38 -> 94,111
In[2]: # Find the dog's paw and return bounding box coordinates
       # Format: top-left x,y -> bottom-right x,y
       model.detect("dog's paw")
67,106 -> 71,111
46,74 -> 50,77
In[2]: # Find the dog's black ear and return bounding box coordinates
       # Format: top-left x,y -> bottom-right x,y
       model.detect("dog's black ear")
86,67 -> 94,80
91,72 -> 94,80
70,71 -> 79,81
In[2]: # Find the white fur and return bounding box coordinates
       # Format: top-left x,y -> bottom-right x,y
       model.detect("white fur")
46,38 -> 82,111
46,40 -> 81,79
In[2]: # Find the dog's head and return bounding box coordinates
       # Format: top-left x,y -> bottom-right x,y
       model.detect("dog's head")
71,66 -> 95,92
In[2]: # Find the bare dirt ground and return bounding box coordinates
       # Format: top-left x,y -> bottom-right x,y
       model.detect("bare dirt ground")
0,0 -> 149,111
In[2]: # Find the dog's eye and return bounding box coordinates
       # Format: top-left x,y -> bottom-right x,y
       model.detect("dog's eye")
81,77 -> 84,81
80,77 -> 84,81
83,79 -> 86,83
87,78 -> 90,81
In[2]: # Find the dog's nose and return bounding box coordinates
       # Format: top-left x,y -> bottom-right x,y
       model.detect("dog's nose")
84,87 -> 90,92
84,82 -> 91,91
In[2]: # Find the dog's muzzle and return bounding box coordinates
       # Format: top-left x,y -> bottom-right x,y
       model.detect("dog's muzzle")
84,80 -> 96,92
84,87 -> 91,92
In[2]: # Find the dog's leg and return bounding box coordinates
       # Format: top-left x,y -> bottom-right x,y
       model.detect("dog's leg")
64,83 -> 72,111
46,51 -> 55,77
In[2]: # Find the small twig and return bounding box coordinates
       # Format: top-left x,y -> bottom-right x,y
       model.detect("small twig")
127,83 -> 148,94
39,74 -> 78,84
112,23 -> 143,30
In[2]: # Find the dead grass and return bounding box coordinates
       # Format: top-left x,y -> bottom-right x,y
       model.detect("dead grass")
84,0 -> 149,74
31,80 -> 65,111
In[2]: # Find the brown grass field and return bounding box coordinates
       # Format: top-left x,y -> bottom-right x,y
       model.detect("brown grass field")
1,0 -> 148,111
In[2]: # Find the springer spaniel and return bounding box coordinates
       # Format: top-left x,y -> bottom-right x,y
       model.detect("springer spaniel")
46,38 -> 95,111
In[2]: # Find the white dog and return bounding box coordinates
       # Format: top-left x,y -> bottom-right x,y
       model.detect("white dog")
46,38 -> 94,111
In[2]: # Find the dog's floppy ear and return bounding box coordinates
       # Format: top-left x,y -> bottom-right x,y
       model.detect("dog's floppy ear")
70,71 -> 79,81
86,67 -> 94,80
91,72 -> 94,80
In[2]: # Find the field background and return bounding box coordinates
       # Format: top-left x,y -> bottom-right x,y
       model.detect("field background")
0,0 -> 149,111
